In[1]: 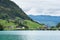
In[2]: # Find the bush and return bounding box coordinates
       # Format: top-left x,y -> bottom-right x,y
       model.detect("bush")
56,23 -> 60,28
0,24 -> 4,31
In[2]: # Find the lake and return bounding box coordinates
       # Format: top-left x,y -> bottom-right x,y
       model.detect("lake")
0,31 -> 60,40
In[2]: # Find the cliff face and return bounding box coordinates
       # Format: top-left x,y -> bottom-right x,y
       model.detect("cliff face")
0,0 -> 32,20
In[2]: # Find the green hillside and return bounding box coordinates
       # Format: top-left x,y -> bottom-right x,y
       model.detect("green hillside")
24,20 -> 45,29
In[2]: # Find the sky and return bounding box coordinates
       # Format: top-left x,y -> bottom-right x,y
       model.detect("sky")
11,0 -> 60,16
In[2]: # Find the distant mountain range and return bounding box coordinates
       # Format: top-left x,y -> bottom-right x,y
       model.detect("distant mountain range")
29,15 -> 60,27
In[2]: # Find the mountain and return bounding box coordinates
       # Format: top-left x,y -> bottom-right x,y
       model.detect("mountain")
29,15 -> 60,27
0,0 -> 44,30
0,0 -> 32,20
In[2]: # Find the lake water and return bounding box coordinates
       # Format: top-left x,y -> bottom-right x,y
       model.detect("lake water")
0,31 -> 60,40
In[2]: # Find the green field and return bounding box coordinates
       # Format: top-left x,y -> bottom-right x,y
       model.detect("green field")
24,20 -> 45,29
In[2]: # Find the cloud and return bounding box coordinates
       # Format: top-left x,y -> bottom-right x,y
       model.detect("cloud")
26,8 -> 60,16
11,0 -> 60,16
26,8 -> 40,15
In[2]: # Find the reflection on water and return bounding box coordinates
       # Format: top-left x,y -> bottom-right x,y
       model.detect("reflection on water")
0,31 -> 60,40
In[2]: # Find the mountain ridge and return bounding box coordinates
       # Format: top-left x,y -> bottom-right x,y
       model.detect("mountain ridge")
0,0 -> 32,20
29,15 -> 60,27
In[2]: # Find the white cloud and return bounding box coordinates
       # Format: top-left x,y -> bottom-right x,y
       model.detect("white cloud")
26,8 -> 60,16
26,8 -> 40,15
11,0 -> 60,16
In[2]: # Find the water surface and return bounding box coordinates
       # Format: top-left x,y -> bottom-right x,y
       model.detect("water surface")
0,31 -> 60,40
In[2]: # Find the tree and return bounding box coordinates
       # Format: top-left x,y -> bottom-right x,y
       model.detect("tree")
0,24 -> 4,31
0,0 -> 10,2
56,23 -> 60,28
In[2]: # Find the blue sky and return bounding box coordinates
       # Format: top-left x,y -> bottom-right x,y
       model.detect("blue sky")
11,0 -> 60,16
